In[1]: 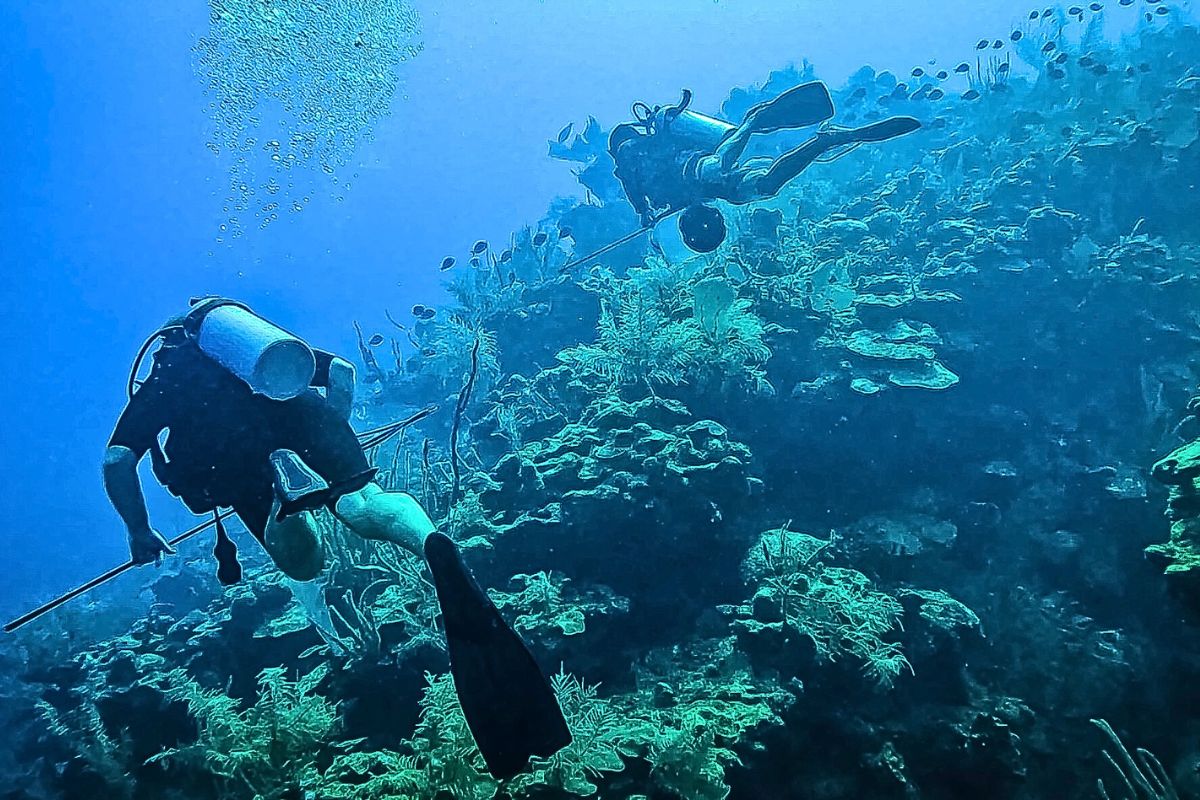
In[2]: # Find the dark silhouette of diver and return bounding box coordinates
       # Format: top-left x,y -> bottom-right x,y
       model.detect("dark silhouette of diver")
102,297 -> 570,779
608,81 -> 921,252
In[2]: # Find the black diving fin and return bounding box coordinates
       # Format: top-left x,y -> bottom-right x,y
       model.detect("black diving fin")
423,531 -> 572,779
740,80 -> 836,133
847,115 -> 923,143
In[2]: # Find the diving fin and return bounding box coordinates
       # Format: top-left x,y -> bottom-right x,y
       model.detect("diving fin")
847,115 -> 922,143
423,531 -> 572,779
269,448 -> 330,520
740,81 -> 836,133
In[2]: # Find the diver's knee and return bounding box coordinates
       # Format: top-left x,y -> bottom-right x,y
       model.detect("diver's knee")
333,484 -> 432,555
264,510 -> 325,581
278,553 -> 324,582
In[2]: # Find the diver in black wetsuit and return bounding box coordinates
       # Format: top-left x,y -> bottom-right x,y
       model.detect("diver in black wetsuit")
102,297 -> 569,779
608,81 -> 921,251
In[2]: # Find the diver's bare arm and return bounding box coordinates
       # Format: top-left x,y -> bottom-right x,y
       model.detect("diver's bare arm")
711,124 -> 757,172
103,446 -> 150,535
104,446 -> 175,563
326,357 -> 355,419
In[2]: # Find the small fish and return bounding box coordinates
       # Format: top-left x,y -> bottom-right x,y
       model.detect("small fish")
911,67 -> 924,77
421,348 -> 437,358
1089,2 -> 1102,9
439,256 -> 455,271
1118,0 -> 1133,6
558,226 -> 573,239
992,39 -> 1004,49
1126,65 -> 1136,76
928,87 -> 945,100
1092,63 -> 1109,75
1145,10 -> 1152,20
1041,7 -> 1053,17
1069,5 -> 1083,14
507,271 -> 516,284
1078,54 -> 1095,66
1029,9 -> 1039,19
367,334 -> 384,346
1138,62 -> 1151,72
955,62 -> 971,73
532,232 -> 549,246
1011,30 -> 1024,41
1154,6 -> 1168,14
1054,52 -> 1068,64
998,61 -> 1011,73
929,117 -> 947,129
411,303 -> 427,316
499,249 -> 513,263
936,69 -> 949,79
419,308 -> 437,321
1042,40 -> 1056,53
556,122 -> 573,144
1061,126 -> 1073,135
1049,67 -> 1066,79
1146,0 -> 1162,4
850,86 -> 868,99
976,38 -> 990,49
471,239 -> 488,255
890,83 -> 909,98
469,256 -> 481,268
962,88 -> 981,100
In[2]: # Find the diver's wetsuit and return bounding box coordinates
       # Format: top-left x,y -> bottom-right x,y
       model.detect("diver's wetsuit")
108,332 -> 373,541
609,83 -> 920,225
611,133 -> 712,224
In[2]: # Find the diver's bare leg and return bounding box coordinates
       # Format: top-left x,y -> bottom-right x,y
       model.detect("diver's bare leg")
756,130 -> 855,199
332,482 -> 435,557
708,82 -> 838,174
264,500 -> 325,581
710,124 -> 758,173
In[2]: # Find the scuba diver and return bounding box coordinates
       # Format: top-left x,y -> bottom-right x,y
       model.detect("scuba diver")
102,297 -> 570,780
607,81 -> 922,252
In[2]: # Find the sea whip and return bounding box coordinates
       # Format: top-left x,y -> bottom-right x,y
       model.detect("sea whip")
449,338 -> 481,507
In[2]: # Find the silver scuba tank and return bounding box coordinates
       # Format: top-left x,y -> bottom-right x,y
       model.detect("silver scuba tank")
196,304 -> 316,400
662,109 -> 736,152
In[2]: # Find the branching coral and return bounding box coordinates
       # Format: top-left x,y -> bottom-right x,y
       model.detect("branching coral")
556,264 -> 775,395
1091,718 -> 1179,800
489,571 -> 628,642
735,527 -> 912,688
39,696 -> 136,799
149,664 -> 343,799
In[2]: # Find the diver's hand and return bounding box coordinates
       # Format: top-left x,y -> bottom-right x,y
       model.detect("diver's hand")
128,526 -> 176,566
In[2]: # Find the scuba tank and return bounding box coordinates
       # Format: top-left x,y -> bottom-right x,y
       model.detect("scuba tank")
647,90 -> 736,151
127,297 -> 315,401
195,302 -> 316,400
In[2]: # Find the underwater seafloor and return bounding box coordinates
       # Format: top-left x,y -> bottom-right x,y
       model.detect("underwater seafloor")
5,7 -> 1200,800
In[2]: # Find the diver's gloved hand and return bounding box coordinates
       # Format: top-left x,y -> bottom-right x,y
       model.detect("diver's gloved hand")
128,526 -> 176,566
